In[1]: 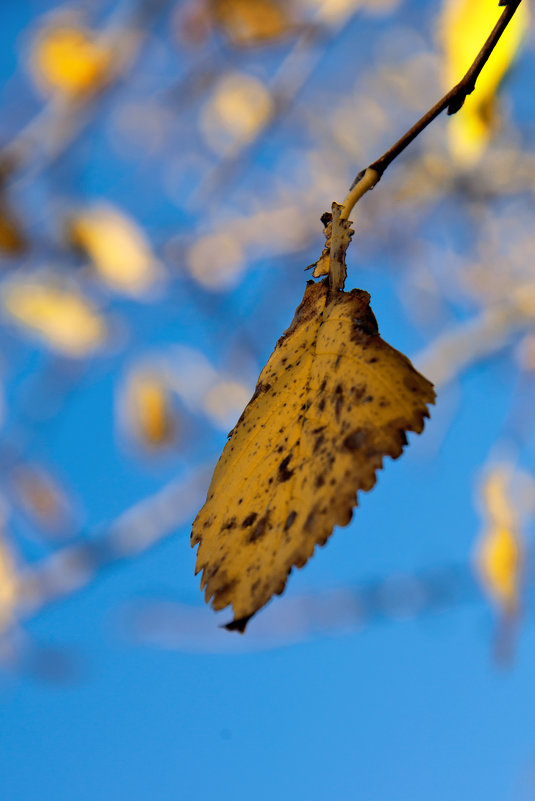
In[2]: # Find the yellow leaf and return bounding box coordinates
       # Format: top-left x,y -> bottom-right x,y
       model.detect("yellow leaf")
0,536 -> 18,632
439,0 -> 529,165
31,24 -> 113,98
201,72 -> 272,156
192,278 -> 434,630
68,206 -> 160,297
2,280 -> 106,357
475,466 -> 524,614
125,371 -> 176,448
212,0 -> 291,47
477,523 -> 520,613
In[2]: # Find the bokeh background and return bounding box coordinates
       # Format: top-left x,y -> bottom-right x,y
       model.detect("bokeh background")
1,0 -> 535,799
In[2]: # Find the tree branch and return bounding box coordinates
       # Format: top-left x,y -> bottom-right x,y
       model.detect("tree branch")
340,0 -> 524,220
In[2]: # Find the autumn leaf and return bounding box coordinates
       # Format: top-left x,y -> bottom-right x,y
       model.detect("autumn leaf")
0,534 -> 18,633
212,0 -> 292,48
192,276 -> 434,631
124,369 -> 176,448
67,205 -> 161,297
475,465 -> 525,615
2,278 -> 106,357
30,23 -> 113,98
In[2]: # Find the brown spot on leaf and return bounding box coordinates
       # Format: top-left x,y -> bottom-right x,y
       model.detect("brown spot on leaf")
278,455 -> 294,482
247,514 -> 269,543
343,428 -> 370,451
314,433 -> 325,453
304,512 -> 315,531
334,384 -> 344,420
284,511 -> 297,531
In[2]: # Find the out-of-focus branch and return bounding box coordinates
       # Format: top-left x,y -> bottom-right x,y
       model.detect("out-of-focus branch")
11,465 -> 210,624
126,561 -> 478,653
413,287 -> 535,388
341,0 -> 524,219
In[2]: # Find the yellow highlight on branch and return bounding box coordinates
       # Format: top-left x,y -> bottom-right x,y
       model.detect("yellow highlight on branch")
439,0 -> 529,165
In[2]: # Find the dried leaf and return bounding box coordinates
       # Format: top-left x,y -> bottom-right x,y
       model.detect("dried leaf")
192,278 -> 434,630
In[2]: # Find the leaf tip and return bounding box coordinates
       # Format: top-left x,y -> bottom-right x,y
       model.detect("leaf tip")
224,615 -> 251,634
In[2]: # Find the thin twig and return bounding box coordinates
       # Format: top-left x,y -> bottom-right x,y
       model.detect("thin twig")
340,0 -> 524,219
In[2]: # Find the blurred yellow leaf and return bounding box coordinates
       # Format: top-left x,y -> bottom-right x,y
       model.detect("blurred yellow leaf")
212,0 -> 291,46
2,279 -> 106,356
125,371 -> 176,448
201,72 -> 272,155
439,0 -> 529,165
475,466 -> 523,614
0,536 -> 18,632
192,278 -> 434,630
68,206 -> 160,297
12,465 -> 74,537
30,24 -> 113,97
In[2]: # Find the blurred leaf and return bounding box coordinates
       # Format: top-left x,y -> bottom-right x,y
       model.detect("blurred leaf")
192,278 -> 434,631
124,370 -> 176,448
0,535 -> 18,633
12,464 -> 75,538
439,0 -> 529,165
201,72 -> 272,155
475,465 -> 524,614
30,23 -> 113,98
212,0 -> 292,47
2,279 -> 107,357
0,202 -> 26,257
67,205 -> 161,297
